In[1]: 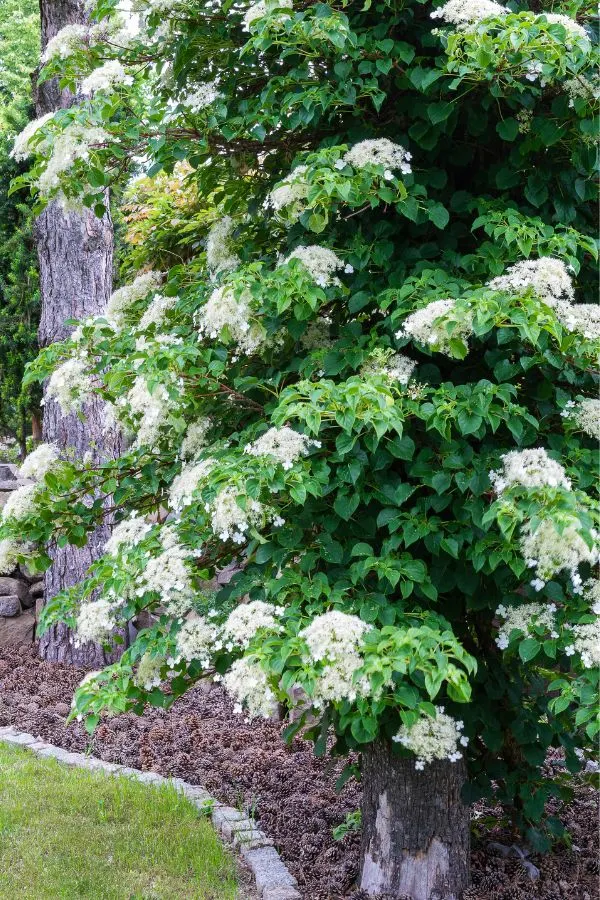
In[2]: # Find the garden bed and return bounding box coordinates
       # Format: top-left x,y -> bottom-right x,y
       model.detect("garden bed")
0,644 -> 597,900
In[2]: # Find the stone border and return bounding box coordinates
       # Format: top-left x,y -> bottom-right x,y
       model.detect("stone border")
0,725 -> 300,900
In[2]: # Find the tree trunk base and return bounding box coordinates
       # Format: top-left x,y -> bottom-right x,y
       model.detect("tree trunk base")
360,740 -> 470,900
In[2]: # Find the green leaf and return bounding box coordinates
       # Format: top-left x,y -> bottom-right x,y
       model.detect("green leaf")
519,638 -> 541,663
496,118 -> 519,142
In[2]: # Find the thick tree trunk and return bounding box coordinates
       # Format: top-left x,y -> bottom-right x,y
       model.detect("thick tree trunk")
360,741 -> 470,900
35,0 -> 126,666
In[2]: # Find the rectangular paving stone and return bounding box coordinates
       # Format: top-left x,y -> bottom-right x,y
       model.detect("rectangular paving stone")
262,888 -> 302,900
241,846 -> 298,892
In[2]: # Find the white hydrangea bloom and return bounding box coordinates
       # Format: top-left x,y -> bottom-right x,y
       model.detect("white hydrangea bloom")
2,484 -> 39,524
124,376 -> 171,448
567,619 -> 600,668
138,294 -> 177,329
81,61 -> 133,96
520,518 -> 599,586
181,81 -> 223,112
396,298 -> 473,355
495,601 -> 557,649
173,616 -> 219,666
487,258 -> 574,307
222,656 -> 278,719
169,459 -> 214,510
37,123 -> 109,196
140,542 -> 195,616
10,112 -> 54,161
177,421 -> 211,463
362,351 -> 417,385
75,597 -> 122,646
42,23 -> 88,62
19,443 -> 59,481
282,245 -> 352,287
343,139 -> 412,175
430,0 -> 508,27
196,285 -> 265,354
268,165 -> 309,221
583,578 -> 600,615
133,653 -> 164,690
540,12 -> 588,40
564,75 -> 600,107
243,0 -> 293,30
393,707 -> 468,769
46,355 -> 93,415
562,398 -> 600,441
206,216 -> 240,276
106,271 -> 163,327
104,514 -> 153,556
244,426 -> 319,470
210,486 -> 264,543
222,601 -> 284,649
0,538 -> 21,574
300,316 -> 333,350
490,448 -> 571,494
555,302 -> 600,340
302,610 -> 370,662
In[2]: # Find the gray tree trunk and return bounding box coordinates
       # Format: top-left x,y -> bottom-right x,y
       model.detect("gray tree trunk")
35,0 -> 126,666
360,741 -> 470,900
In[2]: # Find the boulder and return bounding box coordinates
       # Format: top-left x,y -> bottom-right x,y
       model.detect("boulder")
0,577 -> 28,600
23,581 -> 44,609
0,595 -> 21,617
0,609 -> 35,646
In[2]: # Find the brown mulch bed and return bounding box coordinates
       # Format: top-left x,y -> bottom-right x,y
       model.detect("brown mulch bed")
0,644 -> 597,900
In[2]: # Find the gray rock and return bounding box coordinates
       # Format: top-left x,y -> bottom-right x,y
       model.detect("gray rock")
0,578 -> 28,600
0,595 -> 21,617
262,889 -> 302,900
0,609 -> 34,645
241,846 -> 298,892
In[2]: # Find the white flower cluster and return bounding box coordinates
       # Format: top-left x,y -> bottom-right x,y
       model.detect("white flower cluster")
81,61 -> 133,96
301,611 -> 371,707
180,420 -> 212,461
133,653 -> 164,690
19,443 -> 59,481
75,597 -> 122,646
583,578 -> 600,615
11,112 -> 54,162
342,139 -> 412,177
562,398 -> 600,441
173,616 -> 219,666
282,245 -> 352,287
0,538 -> 21,574
565,618 -> 600,668
521,518 -> 599,588
430,0 -> 508,28
1,484 -> 39,524
245,426 -> 319,470
123,376 -> 171,449
362,351 -> 417,385
139,539 -> 195,616
555,302 -> 600,341
37,123 -> 109,197
396,298 -> 472,355
138,294 -> 177,329
169,459 -> 214,510
196,285 -> 265,355
222,656 -> 278,719
495,601 -> 557,649
300,316 -> 333,351
46,355 -> 93,416
42,23 -> 88,62
210,486 -> 266,543
222,600 -> 284,649
206,216 -> 240,276
268,165 -> 309,221
490,448 -> 571,494
243,0 -> 293,30
487,257 -> 574,307
393,707 -> 469,769
104,514 -> 153,556
541,12 -> 588,40
564,75 -> 600,108
106,271 -> 163,327
181,81 -> 223,112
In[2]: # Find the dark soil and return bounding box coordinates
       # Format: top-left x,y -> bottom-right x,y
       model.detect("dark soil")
0,644 -> 597,900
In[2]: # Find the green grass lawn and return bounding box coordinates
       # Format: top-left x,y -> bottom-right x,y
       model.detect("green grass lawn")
0,742 -> 239,899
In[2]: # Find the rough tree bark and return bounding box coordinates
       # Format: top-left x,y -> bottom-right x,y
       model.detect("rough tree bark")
35,0 -> 126,666
360,741 -> 470,900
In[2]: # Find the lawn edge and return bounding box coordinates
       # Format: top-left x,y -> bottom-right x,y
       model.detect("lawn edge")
0,725 -> 301,900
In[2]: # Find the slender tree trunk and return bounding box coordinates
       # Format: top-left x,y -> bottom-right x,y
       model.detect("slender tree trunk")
35,0 -> 126,666
360,741 -> 470,900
